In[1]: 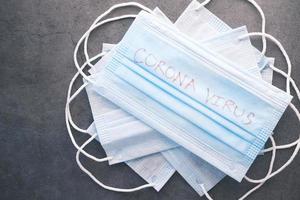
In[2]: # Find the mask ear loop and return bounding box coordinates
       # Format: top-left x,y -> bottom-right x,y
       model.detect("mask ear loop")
237,32 -> 300,184
73,2 -> 153,84
246,0 -> 266,56
67,7 -> 149,160
196,0 -> 268,74
194,0 -> 266,56
238,135 -> 276,200
67,4 -> 156,191
259,60 -> 300,153
66,54 -> 155,192
66,52 -> 112,161
245,1 -> 292,95
68,11 -> 140,133
200,184 -> 214,200
200,32 -> 299,200
260,62 -> 300,153
195,0 -> 212,9
81,2 -> 152,69
66,52 -> 105,134
75,133 -> 154,192
83,14 -> 136,70
199,135 -> 277,200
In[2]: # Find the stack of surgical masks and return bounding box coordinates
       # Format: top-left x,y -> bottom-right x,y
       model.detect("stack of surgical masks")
66,1 -> 300,199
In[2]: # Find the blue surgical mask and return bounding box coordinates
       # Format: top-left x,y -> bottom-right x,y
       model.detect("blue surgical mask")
176,0 -> 273,83
86,27 -> 253,196
85,122 -> 175,191
89,25 -> 259,165
89,11 -> 292,181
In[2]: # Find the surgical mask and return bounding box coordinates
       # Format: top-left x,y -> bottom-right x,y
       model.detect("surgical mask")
176,0 -> 273,83
88,26 -> 257,193
90,17 -> 262,166
85,122 -> 175,191
87,11 -> 292,181
88,26 -> 260,194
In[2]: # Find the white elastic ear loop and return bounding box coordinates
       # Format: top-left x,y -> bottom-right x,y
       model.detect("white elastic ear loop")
67,52 -> 105,134
195,0 -> 212,9
66,52 -> 113,161
67,14 -> 143,154
260,63 -> 300,152
76,133 -> 154,192
199,135 -> 277,200
260,63 -> 300,153
70,15 -> 144,132
241,32 -> 292,95
238,136 -> 276,200
74,2 -> 153,84
239,32 -> 300,184
83,15 -> 136,69
195,0 -> 266,55
200,184 -> 214,200
245,103 -> 300,182
246,0 -> 267,57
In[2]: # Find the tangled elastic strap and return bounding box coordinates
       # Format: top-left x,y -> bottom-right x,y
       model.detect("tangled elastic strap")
65,0 -> 300,199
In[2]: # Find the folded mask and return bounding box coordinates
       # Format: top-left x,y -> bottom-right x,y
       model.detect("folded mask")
175,0 -> 273,83
85,122 -> 175,191
88,11 -> 292,181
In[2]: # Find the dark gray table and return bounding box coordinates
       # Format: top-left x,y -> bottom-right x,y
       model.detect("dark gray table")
1,0 -> 299,199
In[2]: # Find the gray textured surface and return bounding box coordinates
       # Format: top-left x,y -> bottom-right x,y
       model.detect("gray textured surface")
0,0 -> 300,199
